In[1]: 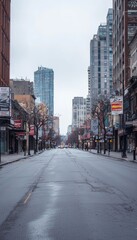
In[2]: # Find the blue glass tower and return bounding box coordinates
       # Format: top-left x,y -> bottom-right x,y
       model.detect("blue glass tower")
34,66 -> 54,116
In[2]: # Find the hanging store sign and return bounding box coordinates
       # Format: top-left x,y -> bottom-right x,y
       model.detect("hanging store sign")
110,96 -> 123,115
29,125 -> 34,136
14,120 -> 22,128
0,87 -> 10,117
16,132 -> 26,136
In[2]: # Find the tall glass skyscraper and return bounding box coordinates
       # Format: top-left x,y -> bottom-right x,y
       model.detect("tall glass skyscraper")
34,66 -> 54,116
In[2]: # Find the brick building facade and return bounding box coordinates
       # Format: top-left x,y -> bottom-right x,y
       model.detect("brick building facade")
0,0 -> 10,86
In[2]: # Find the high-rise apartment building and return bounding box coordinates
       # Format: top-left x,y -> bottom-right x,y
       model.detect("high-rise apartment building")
89,34 -> 99,109
106,8 -> 113,94
0,0 -> 10,86
89,9 -> 113,110
113,0 -> 137,92
34,66 -> 54,116
86,67 -> 91,116
72,97 -> 86,129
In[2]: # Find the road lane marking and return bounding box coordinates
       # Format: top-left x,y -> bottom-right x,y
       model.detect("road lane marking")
24,192 -> 32,204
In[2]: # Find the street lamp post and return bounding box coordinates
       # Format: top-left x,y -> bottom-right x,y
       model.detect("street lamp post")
97,118 -> 100,153
122,80 -> 127,158
121,114 -> 127,158
33,106 -> 37,154
0,127 -> 1,163
28,129 -> 31,155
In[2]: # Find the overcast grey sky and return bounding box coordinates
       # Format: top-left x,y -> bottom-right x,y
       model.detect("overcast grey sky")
10,0 -> 112,135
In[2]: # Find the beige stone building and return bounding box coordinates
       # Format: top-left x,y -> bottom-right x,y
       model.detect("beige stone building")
10,79 -> 35,113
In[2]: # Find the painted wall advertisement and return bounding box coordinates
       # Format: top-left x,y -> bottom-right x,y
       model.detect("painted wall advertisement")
0,87 -> 10,117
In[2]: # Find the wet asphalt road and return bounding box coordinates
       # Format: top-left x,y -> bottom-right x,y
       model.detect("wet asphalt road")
0,149 -> 137,240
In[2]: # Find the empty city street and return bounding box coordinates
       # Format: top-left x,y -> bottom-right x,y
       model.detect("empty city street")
0,149 -> 137,240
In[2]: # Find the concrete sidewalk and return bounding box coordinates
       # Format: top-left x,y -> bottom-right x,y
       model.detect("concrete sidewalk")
1,149 -> 137,167
0,150 -> 38,166
90,149 -> 137,163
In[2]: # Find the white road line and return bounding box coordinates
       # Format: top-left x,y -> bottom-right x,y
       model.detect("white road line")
24,192 -> 32,204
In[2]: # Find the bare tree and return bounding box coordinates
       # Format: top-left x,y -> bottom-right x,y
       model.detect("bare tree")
91,95 -> 110,154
